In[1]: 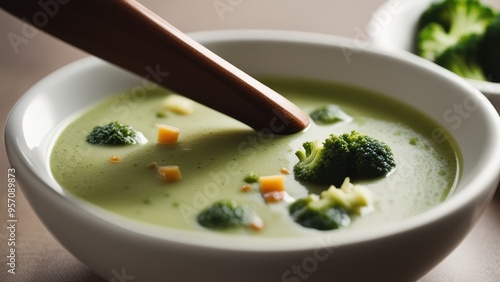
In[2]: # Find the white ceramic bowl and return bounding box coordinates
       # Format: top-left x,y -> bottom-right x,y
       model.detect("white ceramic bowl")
5,30 -> 500,282
369,0 -> 500,112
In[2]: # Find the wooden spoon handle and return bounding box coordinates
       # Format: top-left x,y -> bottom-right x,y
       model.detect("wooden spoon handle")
0,0 -> 309,134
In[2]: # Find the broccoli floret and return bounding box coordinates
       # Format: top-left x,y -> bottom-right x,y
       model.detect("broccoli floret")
197,200 -> 256,230
478,15 -> 500,82
418,23 -> 458,61
293,138 -> 350,187
435,34 -> 486,80
417,0 -> 455,31
293,131 -> 395,187
289,196 -> 350,230
341,131 -> 397,179
417,0 -> 495,61
309,104 -> 351,125
289,178 -> 371,230
86,121 -> 145,145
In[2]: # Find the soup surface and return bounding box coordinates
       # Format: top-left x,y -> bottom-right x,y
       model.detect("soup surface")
50,78 -> 461,237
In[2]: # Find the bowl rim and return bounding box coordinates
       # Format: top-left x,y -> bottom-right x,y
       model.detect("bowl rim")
5,29 -> 500,252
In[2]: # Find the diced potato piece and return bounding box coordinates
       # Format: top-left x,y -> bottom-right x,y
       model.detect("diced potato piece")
157,165 -> 182,182
163,95 -> 194,115
259,175 -> 286,203
249,217 -> 265,231
157,124 -> 180,144
262,191 -> 285,203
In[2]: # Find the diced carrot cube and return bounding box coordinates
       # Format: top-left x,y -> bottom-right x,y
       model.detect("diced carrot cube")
157,124 -> 180,144
157,165 -> 182,182
259,175 -> 285,195
259,175 -> 286,203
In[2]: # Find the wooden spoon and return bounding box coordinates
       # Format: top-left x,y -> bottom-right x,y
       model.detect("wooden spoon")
0,0 -> 309,134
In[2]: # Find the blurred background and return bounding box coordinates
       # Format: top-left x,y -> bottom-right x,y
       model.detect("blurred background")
1,0 -> 499,281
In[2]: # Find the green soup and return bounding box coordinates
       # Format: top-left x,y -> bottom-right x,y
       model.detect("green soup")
50,78 -> 461,237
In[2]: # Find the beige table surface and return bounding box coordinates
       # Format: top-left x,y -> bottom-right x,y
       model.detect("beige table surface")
1,1 -> 499,281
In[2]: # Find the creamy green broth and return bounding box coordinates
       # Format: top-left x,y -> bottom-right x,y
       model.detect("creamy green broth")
50,78 -> 461,237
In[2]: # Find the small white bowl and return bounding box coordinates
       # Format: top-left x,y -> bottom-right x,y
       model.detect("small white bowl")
5,30 -> 500,281
369,0 -> 500,112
